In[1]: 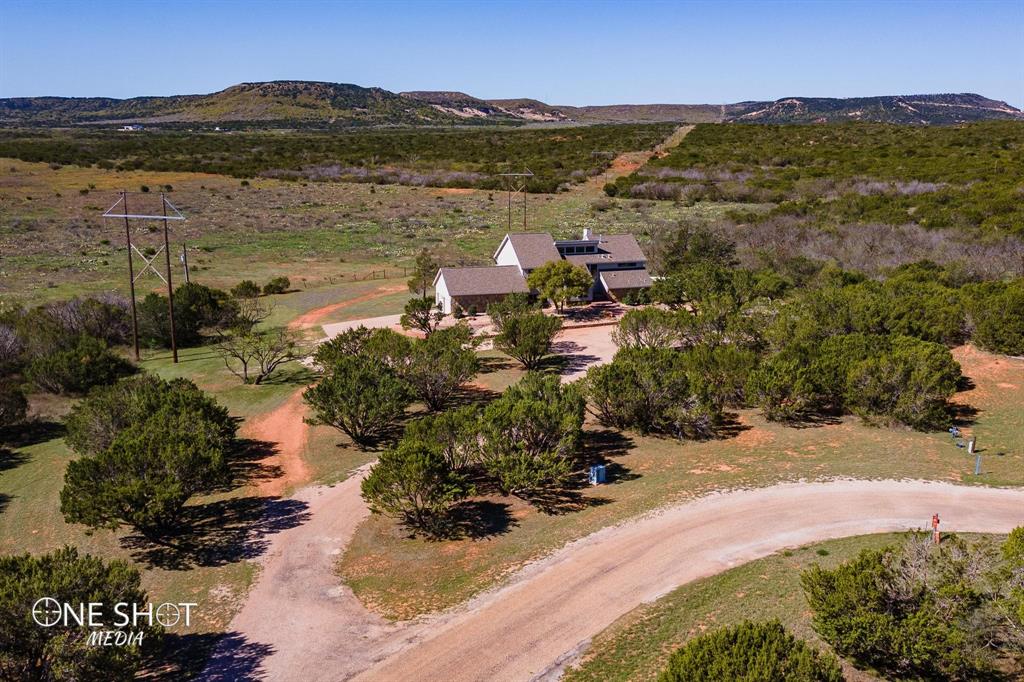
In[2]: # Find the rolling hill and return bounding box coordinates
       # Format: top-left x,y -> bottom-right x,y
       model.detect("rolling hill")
0,81 -> 459,127
727,93 -> 1023,125
1,81 -> 1020,127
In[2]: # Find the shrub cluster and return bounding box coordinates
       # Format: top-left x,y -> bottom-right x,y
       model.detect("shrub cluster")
0,546 -> 159,680
305,324 -> 479,446
586,347 -> 725,439
137,282 -> 237,348
627,229 -> 1022,433
360,372 -> 585,535
60,374 -> 235,538
0,296 -> 135,413
747,334 -> 961,430
802,530 -> 1024,679
659,620 -> 843,682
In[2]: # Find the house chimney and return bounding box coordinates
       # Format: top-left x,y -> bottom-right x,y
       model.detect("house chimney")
582,227 -> 591,240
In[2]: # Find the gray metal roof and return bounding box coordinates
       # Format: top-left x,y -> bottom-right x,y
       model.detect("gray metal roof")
436,265 -> 529,296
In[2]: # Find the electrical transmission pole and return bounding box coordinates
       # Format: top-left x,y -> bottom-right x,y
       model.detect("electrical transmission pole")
498,169 -> 534,232
102,191 -> 186,364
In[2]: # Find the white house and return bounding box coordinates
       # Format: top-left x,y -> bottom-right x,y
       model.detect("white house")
434,229 -> 651,314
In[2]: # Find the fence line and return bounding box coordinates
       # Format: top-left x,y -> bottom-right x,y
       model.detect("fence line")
313,266 -> 410,287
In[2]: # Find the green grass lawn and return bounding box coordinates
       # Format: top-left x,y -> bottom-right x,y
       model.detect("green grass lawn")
562,532 -> 1004,682
338,346 -> 1024,620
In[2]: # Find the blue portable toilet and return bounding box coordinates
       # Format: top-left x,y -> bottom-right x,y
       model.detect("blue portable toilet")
589,464 -> 607,485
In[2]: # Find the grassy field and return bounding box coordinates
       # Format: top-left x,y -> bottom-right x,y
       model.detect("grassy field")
0,156 -> 748,304
561,532 -> 1004,682
337,345 -> 1024,620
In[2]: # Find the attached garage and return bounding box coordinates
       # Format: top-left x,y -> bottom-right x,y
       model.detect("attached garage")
434,265 -> 529,315
598,268 -> 653,302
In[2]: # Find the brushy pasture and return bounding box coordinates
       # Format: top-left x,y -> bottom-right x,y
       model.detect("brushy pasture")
0,124 -> 674,193
611,121 -> 1024,235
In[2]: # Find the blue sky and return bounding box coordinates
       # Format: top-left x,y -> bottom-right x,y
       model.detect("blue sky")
1,0 -> 1022,107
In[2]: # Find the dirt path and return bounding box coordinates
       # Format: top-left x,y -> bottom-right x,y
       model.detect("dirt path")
576,124 -> 694,196
201,468 -> 396,681
288,284 -> 408,331
242,388 -> 312,497
201,479 -> 1024,682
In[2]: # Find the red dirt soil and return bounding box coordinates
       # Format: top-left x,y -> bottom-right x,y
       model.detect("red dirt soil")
243,388 -> 312,497
288,284 -> 407,330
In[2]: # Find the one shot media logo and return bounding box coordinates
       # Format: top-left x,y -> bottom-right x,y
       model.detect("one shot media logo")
32,597 -> 197,646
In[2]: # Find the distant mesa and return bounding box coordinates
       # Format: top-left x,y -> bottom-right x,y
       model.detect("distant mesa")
1,81 -> 1020,127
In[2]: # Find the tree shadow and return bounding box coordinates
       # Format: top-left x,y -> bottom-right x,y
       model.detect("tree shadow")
0,493 -> 10,515
949,401 -> 979,427
155,631 -> 274,682
121,496 -> 309,570
478,355 -> 515,375
256,364 -> 317,387
561,304 -> 620,324
519,486 -> 613,515
550,340 -> 600,376
423,499 -> 519,541
446,383 -> 499,408
0,446 -> 30,473
219,438 -> 285,491
164,350 -> 223,365
579,428 -> 640,484
708,412 -> 755,439
337,419 -> 409,452
0,419 -> 65,448
779,411 -> 844,430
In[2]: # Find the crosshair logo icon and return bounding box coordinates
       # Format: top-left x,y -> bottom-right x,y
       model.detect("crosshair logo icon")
32,598 -> 63,627
155,603 -> 181,627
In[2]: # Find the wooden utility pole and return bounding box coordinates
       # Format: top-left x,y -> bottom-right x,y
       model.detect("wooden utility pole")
122,191 -> 140,361
181,244 -> 191,283
161,193 -> 178,363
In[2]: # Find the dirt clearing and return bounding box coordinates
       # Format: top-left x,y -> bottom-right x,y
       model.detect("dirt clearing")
242,388 -> 312,497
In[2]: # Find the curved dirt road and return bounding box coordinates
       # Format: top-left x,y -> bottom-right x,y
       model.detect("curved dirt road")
204,480 -> 1024,682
